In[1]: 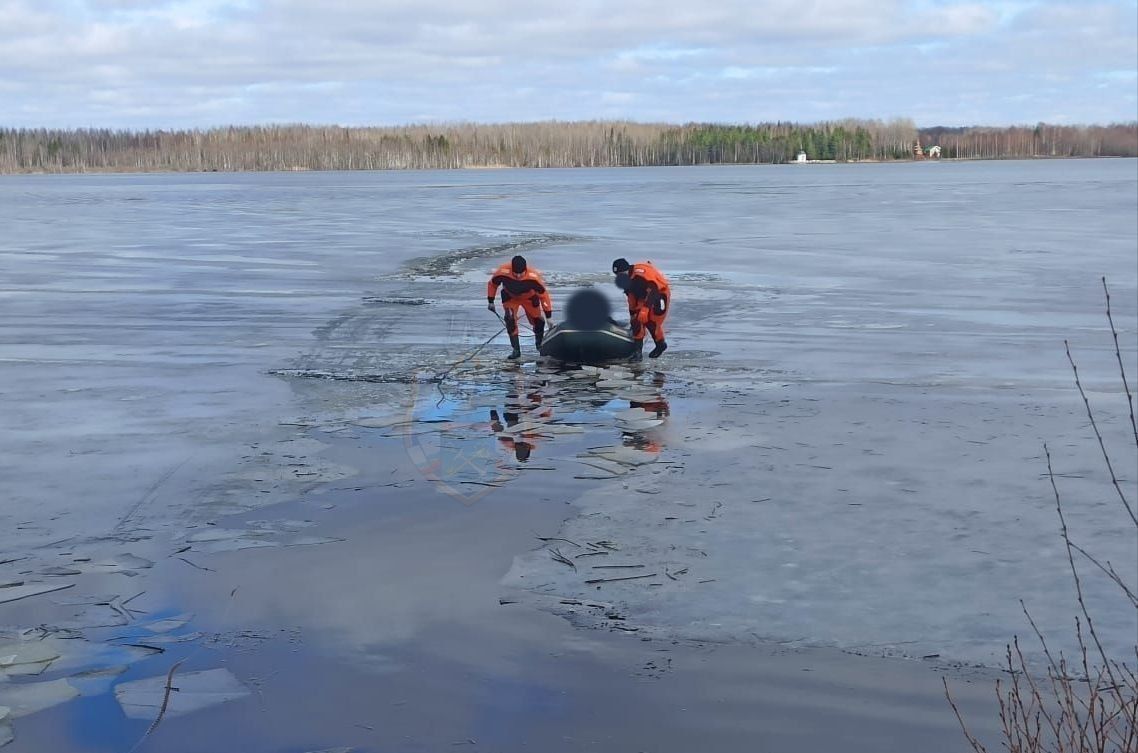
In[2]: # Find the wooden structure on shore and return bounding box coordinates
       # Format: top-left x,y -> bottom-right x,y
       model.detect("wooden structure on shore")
912,141 -> 942,159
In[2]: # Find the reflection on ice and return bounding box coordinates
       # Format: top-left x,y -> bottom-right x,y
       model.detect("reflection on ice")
182,520 -> 343,554
0,679 -> 79,720
0,627 -> 165,745
66,665 -> 129,697
0,603 -> 220,745
0,583 -> 74,607
397,360 -> 674,498
0,629 -> 163,682
115,668 -> 250,720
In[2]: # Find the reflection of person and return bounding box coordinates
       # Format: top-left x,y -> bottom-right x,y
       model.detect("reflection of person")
487,255 -> 553,360
491,408 -> 535,462
630,391 -> 670,419
623,432 -> 661,456
612,258 -> 670,359
625,373 -> 668,456
489,382 -> 552,463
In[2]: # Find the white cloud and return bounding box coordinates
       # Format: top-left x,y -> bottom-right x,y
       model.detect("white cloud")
0,0 -> 1134,127
721,65 -> 837,79
919,2 -> 1001,35
600,91 -> 636,104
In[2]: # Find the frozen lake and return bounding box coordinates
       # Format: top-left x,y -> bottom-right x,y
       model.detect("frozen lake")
2,159 -> 1136,671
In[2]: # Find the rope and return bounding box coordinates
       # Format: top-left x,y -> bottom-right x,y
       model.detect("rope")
431,311 -> 505,408
430,309 -> 542,408
435,324 -> 506,385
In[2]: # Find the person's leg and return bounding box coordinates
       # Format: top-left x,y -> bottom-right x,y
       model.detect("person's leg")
627,307 -> 650,359
647,313 -> 667,358
503,302 -> 522,359
631,307 -> 647,340
522,300 -> 545,350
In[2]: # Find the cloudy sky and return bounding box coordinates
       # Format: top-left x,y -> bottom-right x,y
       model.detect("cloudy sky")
2,0 -> 1135,128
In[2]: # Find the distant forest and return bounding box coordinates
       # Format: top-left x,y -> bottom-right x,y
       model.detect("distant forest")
1,119 -> 1135,173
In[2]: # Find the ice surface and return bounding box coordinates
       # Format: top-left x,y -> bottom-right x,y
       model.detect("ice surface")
66,665 -> 128,696
2,163 -> 1135,675
115,668 -> 250,719
181,519 -> 345,553
0,172 -> 442,573
0,583 -> 74,606
0,679 -> 80,718
0,641 -> 60,678
502,371 -> 1138,665
141,615 -> 193,634
0,632 -> 161,683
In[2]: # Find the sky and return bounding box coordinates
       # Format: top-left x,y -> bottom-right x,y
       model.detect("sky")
1,0 -> 1135,129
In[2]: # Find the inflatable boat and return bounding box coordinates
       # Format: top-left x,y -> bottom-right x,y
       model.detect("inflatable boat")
540,320 -> 637,362
539,287 -> 638,363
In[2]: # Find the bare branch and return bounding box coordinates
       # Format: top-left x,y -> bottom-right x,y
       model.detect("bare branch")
1063,340 -> 1137,527
1101,277 -> 1137,449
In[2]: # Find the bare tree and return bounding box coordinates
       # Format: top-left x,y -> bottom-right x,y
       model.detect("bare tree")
3,121 -> 1134,173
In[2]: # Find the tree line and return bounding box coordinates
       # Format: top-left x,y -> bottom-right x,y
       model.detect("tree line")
922,124 -> 1138,160
1,119 -> 1134,173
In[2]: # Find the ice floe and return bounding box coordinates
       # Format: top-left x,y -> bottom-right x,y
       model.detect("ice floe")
115,668 -> 250,719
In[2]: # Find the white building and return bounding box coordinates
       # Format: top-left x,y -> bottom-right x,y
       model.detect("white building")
795,151 -> 808,163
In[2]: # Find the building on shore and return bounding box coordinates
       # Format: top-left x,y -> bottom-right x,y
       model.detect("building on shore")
795,150 -> 808,163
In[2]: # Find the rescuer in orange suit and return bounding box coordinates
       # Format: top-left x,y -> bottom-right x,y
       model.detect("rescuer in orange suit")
488,255 -> 553,360
612,257 -> 670,359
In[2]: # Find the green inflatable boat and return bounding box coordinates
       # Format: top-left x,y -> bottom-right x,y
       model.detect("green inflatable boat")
540,321 -> 637,362
539,288 -> 637,363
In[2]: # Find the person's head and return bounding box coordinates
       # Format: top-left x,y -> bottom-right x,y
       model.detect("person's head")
614,272 -> 631,292
515,441 -> 532,462
511,255 -> 527,274
612,258 -> 630,275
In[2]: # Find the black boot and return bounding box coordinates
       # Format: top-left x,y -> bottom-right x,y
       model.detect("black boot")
507,334 -> 522,360
648,340 -> 668,359
629,340 -> 644,361
534,320 -> 545,350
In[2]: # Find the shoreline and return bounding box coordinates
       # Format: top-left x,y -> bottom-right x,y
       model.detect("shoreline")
1,154 -> 1134,177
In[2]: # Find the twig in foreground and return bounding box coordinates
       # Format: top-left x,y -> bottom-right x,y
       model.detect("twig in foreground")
549,548 -> 576,571
584,573 -> 657,585
175,557 -> 215,573
129,659 -> 185,753
1063,340 -> 1137,527
536,536 -> 580,548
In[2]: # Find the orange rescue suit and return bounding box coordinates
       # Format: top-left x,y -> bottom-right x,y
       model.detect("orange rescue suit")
487,264 -> 553,336
623,261 -> 670,344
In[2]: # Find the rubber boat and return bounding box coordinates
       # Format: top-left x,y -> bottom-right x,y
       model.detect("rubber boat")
539,287 -> 637,363
540,320 -> 637,362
